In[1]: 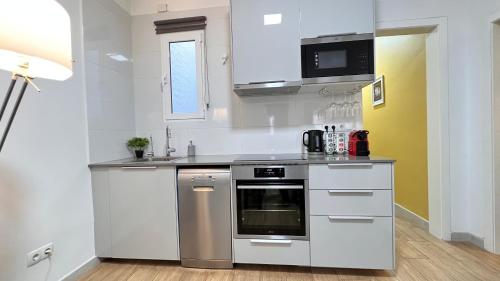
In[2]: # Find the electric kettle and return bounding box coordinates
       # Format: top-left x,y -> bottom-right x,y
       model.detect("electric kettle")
303,130 -> 325,154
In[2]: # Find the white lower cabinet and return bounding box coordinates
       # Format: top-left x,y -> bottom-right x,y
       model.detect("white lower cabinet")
309,163 -> 392,190
310,189 -> 392,216
310,216 -> 393,269
308,162 -> 395,270
91,166 -> 179,260
233,239 -> 310,266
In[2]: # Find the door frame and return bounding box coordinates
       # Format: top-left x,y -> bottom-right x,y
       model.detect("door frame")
376,17 -> 451,240
490,11 -> 500,254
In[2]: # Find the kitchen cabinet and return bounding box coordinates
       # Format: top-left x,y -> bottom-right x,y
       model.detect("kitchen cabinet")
233,239 -> 310,266
91,169 -> 112,258
91,166 -> 179,260
310,216 -> 393,269
299,0 -> 375,39
308,163 -> 395,270
309,163 -> 392,190
309,189 -> 393,217
230,0 -> 301,87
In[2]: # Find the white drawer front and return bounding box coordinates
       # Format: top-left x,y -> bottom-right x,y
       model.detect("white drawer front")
233,239 -> 310,266
310,190 -> 393,216
309,163 -> 392,190
310,216 -> 394,269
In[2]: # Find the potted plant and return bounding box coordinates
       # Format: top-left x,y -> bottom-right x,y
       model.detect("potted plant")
127,137 -> 150,159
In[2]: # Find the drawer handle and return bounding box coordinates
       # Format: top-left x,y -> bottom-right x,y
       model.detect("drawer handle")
328,216 -> 375,221
121,166 -> 158,169
327,163 -> 373,168
328,190 -> 374,195
250,239 -> 292,245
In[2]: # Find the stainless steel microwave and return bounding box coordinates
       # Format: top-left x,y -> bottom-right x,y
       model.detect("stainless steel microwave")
301,33 -> 374,85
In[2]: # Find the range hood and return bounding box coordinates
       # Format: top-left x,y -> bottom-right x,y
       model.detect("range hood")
233,81 -> 302,96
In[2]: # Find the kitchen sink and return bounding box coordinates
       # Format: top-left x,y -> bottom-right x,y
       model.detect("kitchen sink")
130,156 -> 185,162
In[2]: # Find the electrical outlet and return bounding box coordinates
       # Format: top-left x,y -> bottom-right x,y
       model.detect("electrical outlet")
27,243 -> 53,267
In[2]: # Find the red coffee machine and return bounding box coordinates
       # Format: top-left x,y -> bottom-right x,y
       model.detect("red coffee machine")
348,130 -> 370,156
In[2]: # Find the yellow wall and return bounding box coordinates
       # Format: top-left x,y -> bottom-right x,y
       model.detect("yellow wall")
362,35 -> 429,220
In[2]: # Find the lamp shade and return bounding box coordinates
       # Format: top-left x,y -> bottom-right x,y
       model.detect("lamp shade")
0,0 -> 73,81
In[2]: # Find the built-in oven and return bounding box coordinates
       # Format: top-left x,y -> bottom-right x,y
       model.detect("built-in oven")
301,33 -> 374,85
232,165 -> 309,240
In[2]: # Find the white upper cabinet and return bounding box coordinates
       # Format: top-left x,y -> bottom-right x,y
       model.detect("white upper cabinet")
231,0 -> 301,85
300,0 -> 375,39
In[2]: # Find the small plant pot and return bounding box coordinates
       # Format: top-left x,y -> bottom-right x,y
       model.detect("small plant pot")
134,150 -> 144,159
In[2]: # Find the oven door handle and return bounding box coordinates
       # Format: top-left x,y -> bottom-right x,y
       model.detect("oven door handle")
236,185 -> 304,190
250,239 -> 292,245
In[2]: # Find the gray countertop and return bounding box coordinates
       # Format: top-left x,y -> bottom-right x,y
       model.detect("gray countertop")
88,154 -> 395,168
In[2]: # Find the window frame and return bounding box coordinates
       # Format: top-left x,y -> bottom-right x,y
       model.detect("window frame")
160,30 -> 207,121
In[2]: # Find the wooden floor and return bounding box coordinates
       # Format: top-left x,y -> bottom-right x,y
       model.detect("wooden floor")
79,217 -> 500,281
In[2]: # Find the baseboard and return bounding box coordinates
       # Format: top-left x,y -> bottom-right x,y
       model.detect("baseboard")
450,232 -> 485,249
59,256 -> 100,281
394,203 -> 429,231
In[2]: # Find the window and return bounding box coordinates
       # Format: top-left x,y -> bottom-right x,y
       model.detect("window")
161,30 -> 207,120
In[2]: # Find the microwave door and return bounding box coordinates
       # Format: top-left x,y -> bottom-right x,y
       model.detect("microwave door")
302,39 -> 374,82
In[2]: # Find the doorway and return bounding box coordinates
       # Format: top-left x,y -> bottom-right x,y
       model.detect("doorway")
362,34 -> 429,228
373,18 -> 451,241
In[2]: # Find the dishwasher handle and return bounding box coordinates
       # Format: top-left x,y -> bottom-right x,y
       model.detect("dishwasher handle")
189,175 -> 217,192
192,186 -> 215,192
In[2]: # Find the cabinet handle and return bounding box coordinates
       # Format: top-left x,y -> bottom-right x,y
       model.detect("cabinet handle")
328,216 -> 375,221
317,32 -> 357,38
327,163 -> 373,168
248,80 -> 286,85
328,190 -> 374,195
250,239 -> 292,245
121,166 -> 158,169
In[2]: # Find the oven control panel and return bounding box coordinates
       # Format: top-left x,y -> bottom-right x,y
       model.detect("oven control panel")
254,167 -> 285,178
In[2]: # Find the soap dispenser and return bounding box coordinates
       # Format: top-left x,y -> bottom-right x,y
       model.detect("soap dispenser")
187,140 -> 196,157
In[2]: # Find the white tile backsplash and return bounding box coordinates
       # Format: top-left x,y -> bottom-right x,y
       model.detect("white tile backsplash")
130,7 -> 363,157
133,51 -> 162,79
83,6 -> 362,161
83,0 -> 136,162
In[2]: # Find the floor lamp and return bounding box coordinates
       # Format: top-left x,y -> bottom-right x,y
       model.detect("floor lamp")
0,0 -> 73,153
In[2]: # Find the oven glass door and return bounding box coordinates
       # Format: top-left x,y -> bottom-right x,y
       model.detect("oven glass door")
301,39 -> 374,78
236,180 -> 306,237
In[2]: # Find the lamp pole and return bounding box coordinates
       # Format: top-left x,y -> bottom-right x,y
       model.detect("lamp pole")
0,76 -> 32,153
0,75 -> 18,122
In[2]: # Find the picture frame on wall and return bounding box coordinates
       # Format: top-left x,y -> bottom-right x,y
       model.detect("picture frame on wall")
372,76 -> 385,107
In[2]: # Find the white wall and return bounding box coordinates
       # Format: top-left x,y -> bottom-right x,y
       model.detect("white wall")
493,20 -> 500,254
132,7 -> 362,157
83,0 -> 136,163
131,0 -> 229,15
0,1 -> 95,280
376,0 -> 500,251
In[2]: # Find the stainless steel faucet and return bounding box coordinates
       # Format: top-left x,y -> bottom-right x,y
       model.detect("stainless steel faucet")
165,126 -> 176,157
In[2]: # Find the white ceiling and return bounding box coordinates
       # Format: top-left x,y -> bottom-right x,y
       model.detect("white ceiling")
114,0 -> 132,13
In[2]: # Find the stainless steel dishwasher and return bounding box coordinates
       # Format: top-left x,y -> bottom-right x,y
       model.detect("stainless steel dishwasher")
177,168 -> 232,269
